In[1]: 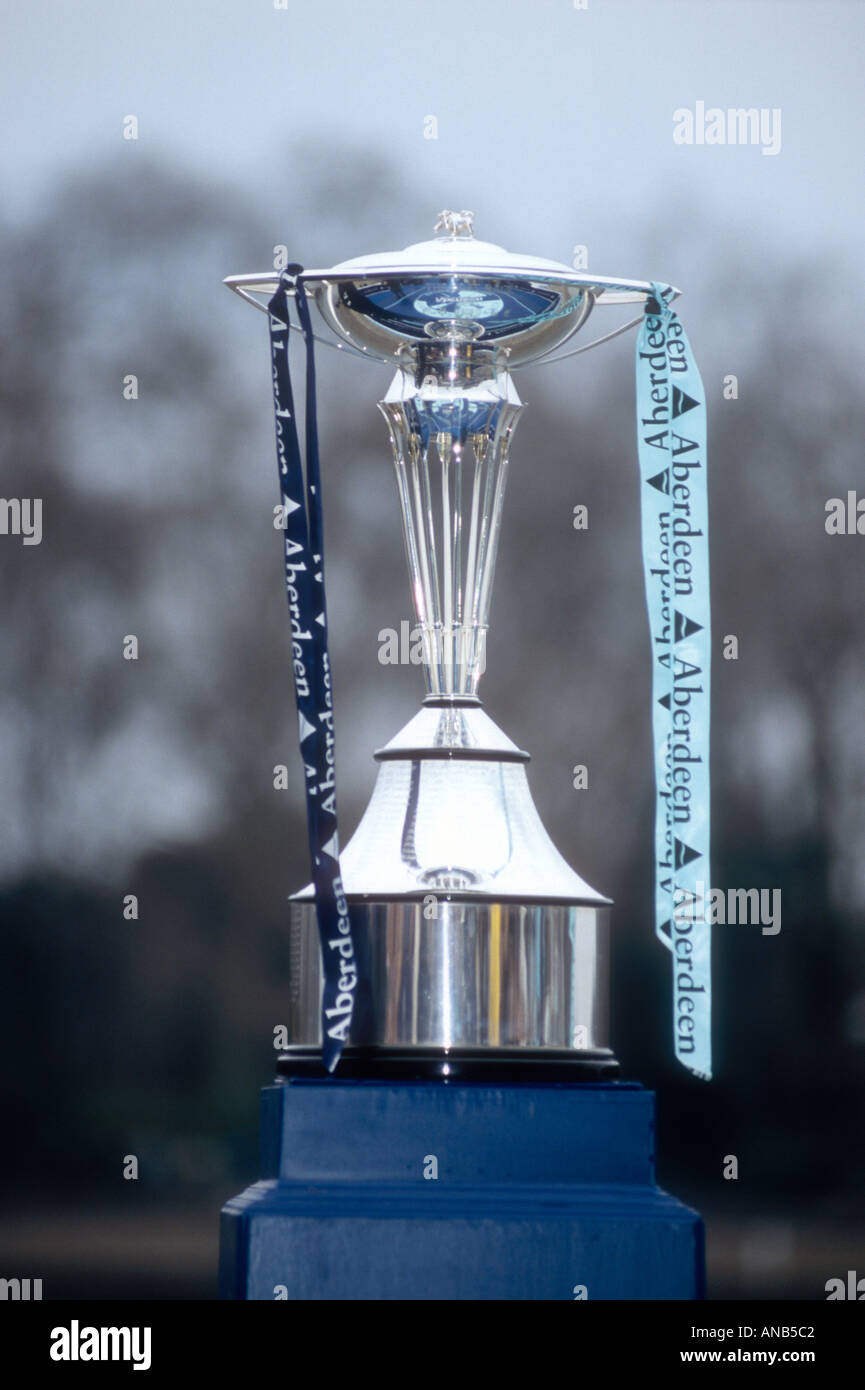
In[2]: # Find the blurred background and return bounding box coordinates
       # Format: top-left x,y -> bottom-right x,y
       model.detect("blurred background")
1,0 -> 864,1299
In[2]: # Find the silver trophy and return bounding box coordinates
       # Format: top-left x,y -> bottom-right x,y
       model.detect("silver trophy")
226,212 -> 666,1079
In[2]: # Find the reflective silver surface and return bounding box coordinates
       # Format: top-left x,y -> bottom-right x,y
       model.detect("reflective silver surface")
288,899 -> 610,1051
310,276 -> 592,371
225,213 -> 628,1058
381,369 -> 521,697
308,215 -> 594,368
288,703 -> 612,1053
223,211 -> 670,370
294,706 -> 610,902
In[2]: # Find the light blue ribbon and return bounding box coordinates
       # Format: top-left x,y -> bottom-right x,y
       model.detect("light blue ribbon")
636,284 -> 711,1080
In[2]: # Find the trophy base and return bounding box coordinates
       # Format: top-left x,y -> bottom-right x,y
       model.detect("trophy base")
276,1045 -> 620,1083
288,704 -> 615,1055
287,898 -> 611,1053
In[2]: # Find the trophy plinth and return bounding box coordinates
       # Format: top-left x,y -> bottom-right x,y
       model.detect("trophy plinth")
220,1080 -> 705,1300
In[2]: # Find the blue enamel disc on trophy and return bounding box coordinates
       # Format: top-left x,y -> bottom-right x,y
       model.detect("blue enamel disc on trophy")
340,277 -> 563,340
413,287 -> 504,319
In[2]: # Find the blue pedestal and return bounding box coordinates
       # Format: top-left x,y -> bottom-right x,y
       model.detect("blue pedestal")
219,1078 -> 704,1300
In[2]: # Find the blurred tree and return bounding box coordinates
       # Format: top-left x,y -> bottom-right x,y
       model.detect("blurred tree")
0,149 -> 863,1224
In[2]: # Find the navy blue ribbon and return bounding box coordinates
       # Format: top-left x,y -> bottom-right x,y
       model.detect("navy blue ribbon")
267,269 -> 367,1072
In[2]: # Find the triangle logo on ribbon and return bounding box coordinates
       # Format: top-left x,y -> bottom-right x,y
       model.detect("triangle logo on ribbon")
282,495 -> 302,515
321,833 -> 340,861
672,386 -> 700,417
648,468 -> 670,494
658,692 -> 671,710
297,711 -> 316,743
674,610 -> 702,642
674,838 -> 702,870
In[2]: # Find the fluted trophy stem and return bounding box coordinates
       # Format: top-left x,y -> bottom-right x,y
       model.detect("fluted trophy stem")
380,368 -> 523,698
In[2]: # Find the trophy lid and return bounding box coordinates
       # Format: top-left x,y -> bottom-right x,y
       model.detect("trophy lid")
323,209 -> 581,281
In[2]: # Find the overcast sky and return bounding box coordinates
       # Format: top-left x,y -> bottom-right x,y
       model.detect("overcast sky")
2,0 -> 863,278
